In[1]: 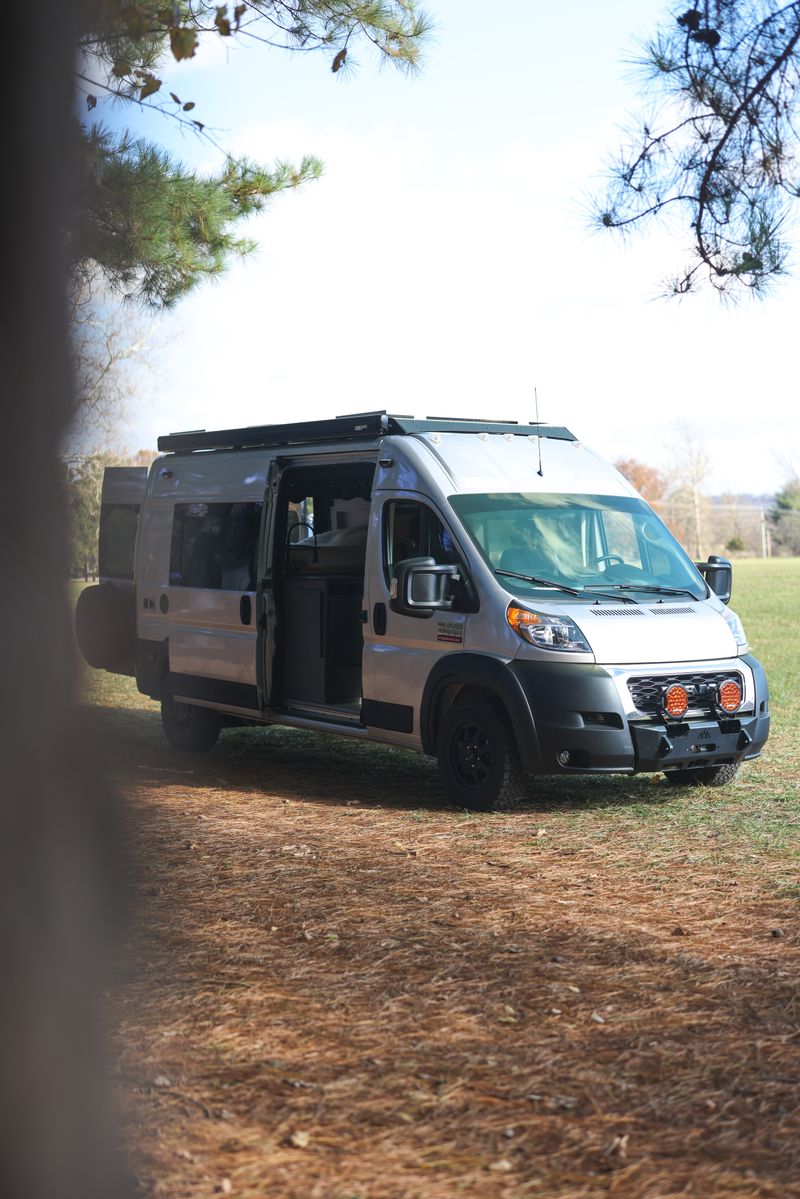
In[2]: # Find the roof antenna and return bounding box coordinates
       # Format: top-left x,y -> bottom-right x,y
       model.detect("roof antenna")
534,386 -> 543,477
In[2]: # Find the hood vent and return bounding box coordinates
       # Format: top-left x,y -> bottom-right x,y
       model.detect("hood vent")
588,605 -> 696,617
589,607 -> 644,616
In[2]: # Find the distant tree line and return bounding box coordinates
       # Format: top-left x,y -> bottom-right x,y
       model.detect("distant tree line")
770,476 -> 800,554
66,450 -> 798,578
615,455 -> 797,558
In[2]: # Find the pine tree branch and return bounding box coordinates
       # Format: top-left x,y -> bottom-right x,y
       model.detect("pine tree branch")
694,19 -> 800,277
75,72 -> 227,152
597,2 -> 800,296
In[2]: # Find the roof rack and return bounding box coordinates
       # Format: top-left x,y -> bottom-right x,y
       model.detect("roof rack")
157,411 -> 576,454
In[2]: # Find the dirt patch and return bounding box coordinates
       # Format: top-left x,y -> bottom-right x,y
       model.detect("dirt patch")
103,721 -> 799,1199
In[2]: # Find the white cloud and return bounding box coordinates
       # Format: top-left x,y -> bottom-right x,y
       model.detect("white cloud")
142,116 -> 798,495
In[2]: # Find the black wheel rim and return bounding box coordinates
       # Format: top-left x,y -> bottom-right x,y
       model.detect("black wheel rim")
450,719 -> 493,789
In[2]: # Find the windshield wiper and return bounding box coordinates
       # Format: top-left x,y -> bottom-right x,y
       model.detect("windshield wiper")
495,569 -> 635,604
583,583 -> 699,599
495,569 -> 581,596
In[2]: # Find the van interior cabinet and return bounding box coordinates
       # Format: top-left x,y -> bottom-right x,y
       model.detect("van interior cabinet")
281,576 -> 363,705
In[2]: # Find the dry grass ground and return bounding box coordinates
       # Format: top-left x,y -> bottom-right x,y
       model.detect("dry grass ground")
76,560 -> 800,1198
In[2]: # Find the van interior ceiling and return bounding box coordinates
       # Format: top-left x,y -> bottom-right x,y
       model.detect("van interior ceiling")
276,461 -> 375,717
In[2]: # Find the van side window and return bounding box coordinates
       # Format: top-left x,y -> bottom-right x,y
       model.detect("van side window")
383,500 -> 476,609
170,502 -> 262,591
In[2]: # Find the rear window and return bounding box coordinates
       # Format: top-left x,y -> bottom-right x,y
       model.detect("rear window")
99,503 -> 139,580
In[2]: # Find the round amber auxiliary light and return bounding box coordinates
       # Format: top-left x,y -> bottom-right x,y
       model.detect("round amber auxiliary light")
717,679 -> 742,713
663,683 -> 689,719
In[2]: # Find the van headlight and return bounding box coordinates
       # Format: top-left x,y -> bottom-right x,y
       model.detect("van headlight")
722,605 -> 749,651
507,604 -> 591,652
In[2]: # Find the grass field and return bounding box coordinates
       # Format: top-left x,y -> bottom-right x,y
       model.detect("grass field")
75,561 -> 800,1198
77,558 -> 800,879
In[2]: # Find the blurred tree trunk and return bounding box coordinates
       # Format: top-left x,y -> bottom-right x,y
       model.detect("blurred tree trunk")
0,3 -> 127,1197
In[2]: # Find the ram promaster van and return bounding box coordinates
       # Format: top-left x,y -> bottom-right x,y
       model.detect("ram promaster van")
76,412 -> 770,811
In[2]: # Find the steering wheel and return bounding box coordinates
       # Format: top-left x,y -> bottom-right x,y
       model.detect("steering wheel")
590,554 -> 624,570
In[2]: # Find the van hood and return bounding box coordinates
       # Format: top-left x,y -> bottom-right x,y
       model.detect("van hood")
568,600 -> 738,665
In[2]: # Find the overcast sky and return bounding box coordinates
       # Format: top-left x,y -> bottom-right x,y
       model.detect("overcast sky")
81,0 -> 799,494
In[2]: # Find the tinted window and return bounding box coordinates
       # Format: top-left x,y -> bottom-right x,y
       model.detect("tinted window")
170,502 -> 261,590
99,503 -> 139,580
383,500 -> 476,610
384,500 -> 462,580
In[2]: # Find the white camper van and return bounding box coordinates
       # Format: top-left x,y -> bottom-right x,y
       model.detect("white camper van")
76,412 -> 769,811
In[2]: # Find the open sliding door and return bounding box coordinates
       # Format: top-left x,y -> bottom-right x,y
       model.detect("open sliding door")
257,453 -> 375,717
256,457 -> 285,711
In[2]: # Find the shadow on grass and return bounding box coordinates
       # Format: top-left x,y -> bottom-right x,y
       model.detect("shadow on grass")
84,701 -> 676,817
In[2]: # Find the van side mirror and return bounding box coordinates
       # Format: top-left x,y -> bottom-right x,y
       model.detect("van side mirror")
390,556 -> 461,617
695,554 -> 732,604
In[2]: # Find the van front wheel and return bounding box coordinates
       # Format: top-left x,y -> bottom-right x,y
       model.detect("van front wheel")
438,696 -> 526,812
161,689 -> 221,752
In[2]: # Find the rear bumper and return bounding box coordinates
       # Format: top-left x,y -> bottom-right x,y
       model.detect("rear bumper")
507,654 -> 770,775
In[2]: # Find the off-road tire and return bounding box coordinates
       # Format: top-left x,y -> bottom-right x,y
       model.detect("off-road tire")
665,762 -> 740,788
437,695 -> 526,812
161,688 -> 221,752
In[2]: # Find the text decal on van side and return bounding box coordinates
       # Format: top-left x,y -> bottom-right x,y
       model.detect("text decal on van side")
437,620 -> 463,644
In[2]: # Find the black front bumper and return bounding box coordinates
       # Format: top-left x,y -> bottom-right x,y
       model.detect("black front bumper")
507,655 -> 770,776
629,712 -> 770,773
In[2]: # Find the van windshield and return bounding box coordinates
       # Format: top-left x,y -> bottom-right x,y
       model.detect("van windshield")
448,492 -> 707,601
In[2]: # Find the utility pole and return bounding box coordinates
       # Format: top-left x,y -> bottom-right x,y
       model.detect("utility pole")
760,509 -> 772,559
692,482 -> 702,560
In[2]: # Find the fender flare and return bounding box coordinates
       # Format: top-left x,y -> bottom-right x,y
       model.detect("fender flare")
420,652 -> 543,774
742,653 -> 769,708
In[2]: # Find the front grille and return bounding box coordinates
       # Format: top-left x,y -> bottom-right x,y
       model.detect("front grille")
627,671 -> 744,717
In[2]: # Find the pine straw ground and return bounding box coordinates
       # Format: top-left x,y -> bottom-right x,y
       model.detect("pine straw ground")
96,710 -> 800,1199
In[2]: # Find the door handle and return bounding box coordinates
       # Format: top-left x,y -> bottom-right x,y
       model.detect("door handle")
240,594 -> 252,625
258,599 -> 273,630
373,602 -> 387,636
